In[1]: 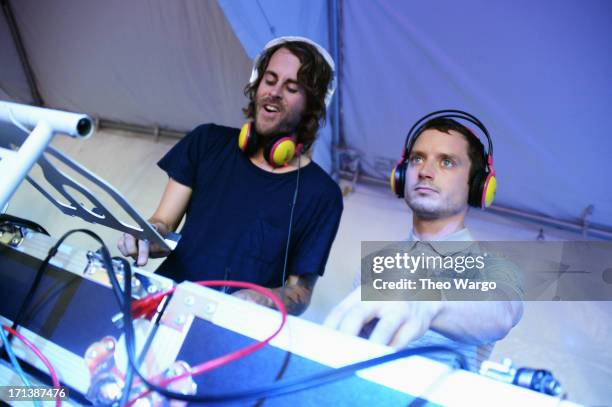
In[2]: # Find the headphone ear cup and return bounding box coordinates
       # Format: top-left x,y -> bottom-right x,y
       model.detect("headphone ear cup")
238,122 -> 258,156
481,173 -> 497,208
391,161 -> 407,198
264,136 -> 297,167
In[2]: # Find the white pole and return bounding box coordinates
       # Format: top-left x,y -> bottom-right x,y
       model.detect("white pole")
0,101 -> 93,139
0,102 -> 94,208
0,121 -> 53,207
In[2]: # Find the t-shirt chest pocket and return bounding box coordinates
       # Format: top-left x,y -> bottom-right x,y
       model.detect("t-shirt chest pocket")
242,219 -> 286,264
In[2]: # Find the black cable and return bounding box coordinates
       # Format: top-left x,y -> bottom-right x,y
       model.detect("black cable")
112,256 -> 135,407
111,256 -> 171,407
253,351 -> 292,407
113,259 -> 138,406
201,345 -> 467,402
280,155 -> 301,303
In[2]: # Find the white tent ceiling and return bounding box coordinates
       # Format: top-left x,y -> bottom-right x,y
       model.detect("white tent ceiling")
1,0 -> 252,129
1,0 -> 611,235
340,0 -> 612,233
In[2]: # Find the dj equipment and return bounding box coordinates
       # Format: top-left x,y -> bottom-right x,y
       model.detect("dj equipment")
0,221 -> 176,404
391,109 -> 497,208
0,225 -> 579,406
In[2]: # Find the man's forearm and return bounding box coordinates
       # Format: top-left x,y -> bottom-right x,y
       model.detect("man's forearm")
232,274 -> 318,316
431,300 -> 523,345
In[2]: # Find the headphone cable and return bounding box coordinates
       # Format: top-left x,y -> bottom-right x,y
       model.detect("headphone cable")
280,154 -> 301,304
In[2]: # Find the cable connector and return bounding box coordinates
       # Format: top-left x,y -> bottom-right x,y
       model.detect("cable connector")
480,358 -> 564,397
112,290 -> 172,329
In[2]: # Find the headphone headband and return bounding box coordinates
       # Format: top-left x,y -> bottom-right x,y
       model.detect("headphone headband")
249,36 -> 337,107
403,109 -> 493,160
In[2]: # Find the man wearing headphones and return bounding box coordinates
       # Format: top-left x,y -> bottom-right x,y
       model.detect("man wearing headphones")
117,37 -> 343,315
325,111 -> 522,369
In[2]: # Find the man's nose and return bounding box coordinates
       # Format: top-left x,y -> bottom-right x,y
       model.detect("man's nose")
418,160 -> 435,180
268,83 -> 282,99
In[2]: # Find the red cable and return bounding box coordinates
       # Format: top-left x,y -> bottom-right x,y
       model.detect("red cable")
126,280 -> 287,406
2,325 -> 62,407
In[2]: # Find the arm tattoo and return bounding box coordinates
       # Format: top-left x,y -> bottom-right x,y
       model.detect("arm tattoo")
232,275 -> 318,316
273,274 -> 318,316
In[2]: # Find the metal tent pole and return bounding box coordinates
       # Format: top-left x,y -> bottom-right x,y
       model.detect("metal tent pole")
1,0 -> 44,106
328,0 -> 343,178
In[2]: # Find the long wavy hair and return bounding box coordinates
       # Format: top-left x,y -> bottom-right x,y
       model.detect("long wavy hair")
243,41 -> 333,152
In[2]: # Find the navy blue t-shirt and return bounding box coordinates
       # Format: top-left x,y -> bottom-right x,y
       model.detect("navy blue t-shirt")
156,124 -> 343,288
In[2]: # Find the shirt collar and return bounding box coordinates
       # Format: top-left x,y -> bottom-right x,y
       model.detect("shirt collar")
407,228 -> 477,255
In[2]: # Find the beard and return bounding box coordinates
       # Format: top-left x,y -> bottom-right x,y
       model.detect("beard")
406,190 -> 467,220
254,97 -> 302,139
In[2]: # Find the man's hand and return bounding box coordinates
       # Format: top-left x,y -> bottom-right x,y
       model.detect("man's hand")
324,286 -> 441,348
325,285 -> 523,347
231,274 -> 318,316
117,221 -> 170,266
118,178 -> 192,266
